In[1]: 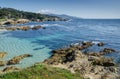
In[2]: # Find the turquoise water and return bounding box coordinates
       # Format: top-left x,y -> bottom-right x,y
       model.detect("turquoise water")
0,19 -> 120,69
0,30 -> 52,69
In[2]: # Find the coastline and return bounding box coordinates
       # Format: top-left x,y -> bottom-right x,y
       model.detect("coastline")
0,41 -> 119,79
0,19 -> 120,79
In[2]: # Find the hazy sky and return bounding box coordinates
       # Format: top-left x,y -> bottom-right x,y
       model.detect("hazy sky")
0,0 -> 120,18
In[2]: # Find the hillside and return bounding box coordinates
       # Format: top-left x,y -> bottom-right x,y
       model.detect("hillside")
0,7 -> 65,21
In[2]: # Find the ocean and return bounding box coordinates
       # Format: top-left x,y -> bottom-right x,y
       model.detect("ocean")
0,18 -> 120,69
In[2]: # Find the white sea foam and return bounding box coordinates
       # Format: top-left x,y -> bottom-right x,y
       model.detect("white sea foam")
41,24 -> 63,27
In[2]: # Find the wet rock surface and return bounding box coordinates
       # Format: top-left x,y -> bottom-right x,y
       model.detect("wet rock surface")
101,48 -> 116,53
3,25 -> 43,31
32,26 -> 42,30
97,42 -> 105,46
43,41 -> 120,79
7,54 -> 32,65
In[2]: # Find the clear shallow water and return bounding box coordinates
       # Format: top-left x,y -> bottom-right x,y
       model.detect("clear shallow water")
0,19 -> 120,69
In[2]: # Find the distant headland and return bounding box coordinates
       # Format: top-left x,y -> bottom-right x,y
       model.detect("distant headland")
0,7 -> 67,26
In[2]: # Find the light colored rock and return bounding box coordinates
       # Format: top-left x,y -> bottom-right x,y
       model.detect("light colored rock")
0,52 -> 7,58
0,61 -> 6,66
2,66 -> 20,72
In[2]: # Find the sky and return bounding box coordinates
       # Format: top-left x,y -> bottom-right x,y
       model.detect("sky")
0,0 -> 120,19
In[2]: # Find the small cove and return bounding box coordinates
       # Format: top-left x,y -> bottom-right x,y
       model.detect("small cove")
0,19 -> 120,69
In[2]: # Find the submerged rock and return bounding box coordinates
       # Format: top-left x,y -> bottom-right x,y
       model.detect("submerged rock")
0,52 -> 7,58
102,48 -> 116,53
7,54 -> 32,65
97,42 -> 105,46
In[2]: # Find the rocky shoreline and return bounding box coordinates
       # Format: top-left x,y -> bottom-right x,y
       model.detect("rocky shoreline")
43,41 -> 120,79
0,41 -> 120,79
0,19 -> 30,26
0,25 -> 46,31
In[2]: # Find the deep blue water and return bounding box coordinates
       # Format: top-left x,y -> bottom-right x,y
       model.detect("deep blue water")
0,18 -> 120,69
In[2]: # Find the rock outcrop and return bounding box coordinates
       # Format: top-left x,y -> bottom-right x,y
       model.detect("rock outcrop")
88,56 -> 115,66
101,48 -> 116,53
2,66 -> 20,72
16,19 -> 29,24
1,25 -> 44,31
32,26 -> 42,30
44,41 -> 120,79
7,54 -> 32,65
0,19 -> 29,26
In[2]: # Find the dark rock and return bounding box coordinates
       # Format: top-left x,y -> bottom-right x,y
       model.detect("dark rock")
81,41 -> 94,49
42,27 -> 46,29
44,47 -> 77,64
82,41 -> 94,46
102,48 -> 116,53
7,54 -> 32,65
32,26 -> 42,30
88,56 -> 115,67
97,42 -> 105,46
63,52 -> 75,63
3,22 -> 11,25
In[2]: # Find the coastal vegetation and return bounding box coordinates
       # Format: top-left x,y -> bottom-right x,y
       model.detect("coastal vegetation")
0,7 -> 67,27
0,7 -> 64,21
0,64 -> 83,79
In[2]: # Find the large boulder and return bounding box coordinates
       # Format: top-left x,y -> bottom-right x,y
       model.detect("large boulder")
2,20 -> 15,25
32,26 -> 42,30
16,19 -> 29,24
